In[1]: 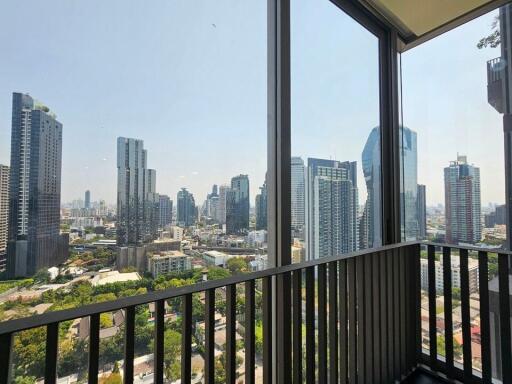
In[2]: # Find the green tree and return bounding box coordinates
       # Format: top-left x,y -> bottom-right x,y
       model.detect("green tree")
226,257 -> 249,275
164,329 -> 182,381
13,327 -> 46,378
208,266 -> 231,281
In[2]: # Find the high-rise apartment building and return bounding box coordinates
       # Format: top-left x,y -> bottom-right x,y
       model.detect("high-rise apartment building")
417,184 -> 427,239
291,156 -> 305,238
255,179 -> 267,230
116,137 -> 159,246
444,155 -> 482,244
84,190 -> 91,209
217,185 -> 229,225
176,188 -> 197,227
226,175 -> 250,234
158,195 -> 172,229
0,165 -> 9,272
7,93 -> 68,277
306,158 -> 358,260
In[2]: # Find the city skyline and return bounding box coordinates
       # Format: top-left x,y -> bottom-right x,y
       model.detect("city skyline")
0,1 -> 505,207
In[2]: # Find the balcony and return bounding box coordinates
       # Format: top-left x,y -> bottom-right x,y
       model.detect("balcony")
1,242 -> 510,384
487,57 -> 505,114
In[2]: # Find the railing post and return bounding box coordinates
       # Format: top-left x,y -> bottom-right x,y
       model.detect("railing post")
0,333 -> 12,384
45,322 -> 59,384
88,313 -> 100,384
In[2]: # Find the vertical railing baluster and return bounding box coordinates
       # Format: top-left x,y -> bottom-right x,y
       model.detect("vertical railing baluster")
318,264 -> 327,383
339,260 -> 348,384
245,280 -> 255,384
414,244 -> 422,363
328,261 -> 338,384
386,249 -> 394,381
427,245 -> 437,368
498,254 -> 512,383
292,270 -> 302,384
204,289 -> 215,384
182,294 -> 192,384
305,266 -> 315,383
478,251 -> 492,384
124,306 -> 135,384
399,247 -> 406,376
154,300 -> 165,384
392,249 -> 400,380
0,333 -> 12,384
226,285 -> 236,384
442,247 -> 454,377
45,322 -> 59,384
347,258 -> 357,383
363,253 -> 373,384
277,272 -> 292,383
89,313 -> 100,384
356,255 -> 365,383
380,251 -> 389,383
372,252 -> 381,380
262,277 -> 272,384
459,249 -> 472,381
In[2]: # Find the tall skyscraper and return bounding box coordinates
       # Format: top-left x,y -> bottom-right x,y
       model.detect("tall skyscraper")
400,127 -> 419,240
417,184 -> 427,239
7,93 -> 68,277
360,126 -> 418,247
255,178 -> 267,230
306,158 -> 358,260
204,185 -> 219,221
176,188 -> 197,227
0,164 -> 9,272
444,155 -> 482,244
217,185 -> 229,225
360,127 -> 382,249
84,190 -> 91,209
158,195 -> 172,229
226,175 -> 250,234
291,156 -> 305,238
116,137 -> 158,246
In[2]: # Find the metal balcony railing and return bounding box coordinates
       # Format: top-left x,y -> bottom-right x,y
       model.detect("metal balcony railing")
0,241 -> 510,383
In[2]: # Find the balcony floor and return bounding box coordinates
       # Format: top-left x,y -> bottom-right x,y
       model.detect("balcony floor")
402,369 -> 450,384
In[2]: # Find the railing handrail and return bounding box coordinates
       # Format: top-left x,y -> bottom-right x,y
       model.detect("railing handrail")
1,239 -> 508,335
422,240 -> 512,256
0,241 -> 417,335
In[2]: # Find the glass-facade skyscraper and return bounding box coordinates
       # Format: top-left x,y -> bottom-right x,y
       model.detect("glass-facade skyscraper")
444,155 -> 482,244
361,126 -> 418,246
7,93 -> 68,277
361,127 -> 382,248
176,188 -> 197,227
400,127 -> 419,241
116,137 -> 158,246
226,174 -> 250,234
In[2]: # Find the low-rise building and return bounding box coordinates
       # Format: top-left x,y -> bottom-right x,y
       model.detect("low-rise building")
420,255 -> 479,293
90,270 -> 141,286
203,250 -> 234,267
147,251 -> 192,278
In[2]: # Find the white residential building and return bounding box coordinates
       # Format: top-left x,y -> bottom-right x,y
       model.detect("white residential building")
147,251 -> 192,278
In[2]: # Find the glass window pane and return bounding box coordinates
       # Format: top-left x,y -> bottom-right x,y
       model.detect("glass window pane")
291,0 -> 381,262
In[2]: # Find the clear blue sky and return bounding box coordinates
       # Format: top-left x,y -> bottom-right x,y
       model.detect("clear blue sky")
0,1 -> 503,207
